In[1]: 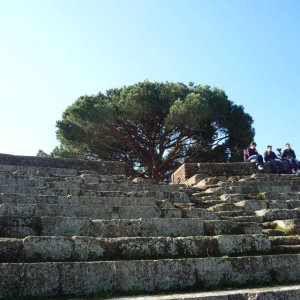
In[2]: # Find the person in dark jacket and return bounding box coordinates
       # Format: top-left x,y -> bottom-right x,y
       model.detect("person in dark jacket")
244,142 -> 264,170
264,145 -> 283,174
281,143 -> 300,174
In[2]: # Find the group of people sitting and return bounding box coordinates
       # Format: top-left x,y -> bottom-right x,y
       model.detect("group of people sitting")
243,142 -> 300,174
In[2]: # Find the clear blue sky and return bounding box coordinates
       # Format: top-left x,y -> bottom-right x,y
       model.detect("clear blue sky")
1,0 -> 300,157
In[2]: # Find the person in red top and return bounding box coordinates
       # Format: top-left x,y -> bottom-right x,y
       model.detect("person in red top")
243,141 -> 264,170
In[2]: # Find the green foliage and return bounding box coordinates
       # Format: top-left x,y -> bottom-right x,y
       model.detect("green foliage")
50,145 -> 83,159
257,192 -> 266,200
274,224 -> 295,235
37,149 -> 50,157
66,189 -> 72,199
37,145 -> 83,159
55,81 -> 254,180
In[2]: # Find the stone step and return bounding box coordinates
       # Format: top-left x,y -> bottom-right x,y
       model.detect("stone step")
215,192 -> 300,202
0,193 -> 162,206
217,211 -> 255,218
262,219 -> 300,235
194,200 -> 221,208
180,208 -> 219,220
208,203 -> 245,212
273,245 -> 300,254
270,236 -> 300,245
0,171 -> 118,181
0,202 -> 219,220
0,254 -> 299,298
0,203 -> 164,218
0,176 -> 181,192
0,234 -> 271,263
274,200 -> 300,210
256,209 -> 300,222
0,174 -> 81,185
0,194 -> 204,216
193,195 -> 220,201
0,153 -> 127,175
0,187 -> 191,202
203,185 -> 300,197
273,220 -> 300,235
233,179 -> 300,187
226,175 -> 300,184
289,227 -> 300,235
266,192 -> 300,200
194,174 -> 300,187
206,200 -> 300,215
269,234 -> 300,254
0,183 -> 183,196
262,229 -> 289,236
218,193 -> 245,203
0,184 -> 82,195
234,199 -> 300,211
159,205 -> 219,220
0,163 -> 78,177
81,182 -> 180,192
113,285 -> 300,300
228,215 -> 264,223
249,173 -> 300,180
191,174 -> 300,188
0,216 -> 259,238
0,169 -> 125,186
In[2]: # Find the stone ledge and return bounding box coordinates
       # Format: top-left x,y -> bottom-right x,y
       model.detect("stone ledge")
171,162 -> 291,184
115,284 -> 300,300
0,255 -> 299,298
0,234 -> 271,262
0,153 -> 127,175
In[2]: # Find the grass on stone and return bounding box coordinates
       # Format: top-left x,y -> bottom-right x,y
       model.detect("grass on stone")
274,224 -> 295,236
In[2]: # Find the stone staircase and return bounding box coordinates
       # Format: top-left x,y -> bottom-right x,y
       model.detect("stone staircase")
0,156 -> 300,299
188,174 -> 300,255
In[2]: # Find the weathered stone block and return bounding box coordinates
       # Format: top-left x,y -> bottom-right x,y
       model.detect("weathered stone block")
256,208 -> 300,222
91,219 -> 142,237
41,216 -> 91,236
183,208 -> 219,220
219,193 -> 245,203
0,238 -> 24,262
203,220 -> 243,235
24,236 -> 73,261
141,218 -> 204,237
0,216 -> 42,237
235,200 -> 268,211
0,255 -> 299,298
0,262 -> 60,298
217,234 -> 271,255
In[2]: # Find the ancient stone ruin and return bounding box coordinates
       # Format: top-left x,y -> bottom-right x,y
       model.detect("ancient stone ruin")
0,153 -> 300,299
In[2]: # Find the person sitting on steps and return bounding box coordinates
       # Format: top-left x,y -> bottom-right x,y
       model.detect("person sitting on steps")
281,143 -> 300,174
264,145 -> 283,174
243,141 -> 264,170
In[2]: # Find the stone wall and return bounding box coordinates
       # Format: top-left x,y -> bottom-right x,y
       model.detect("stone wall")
0,153 -> 127,175
171,161 -> 291,184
